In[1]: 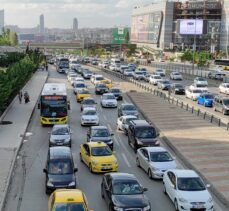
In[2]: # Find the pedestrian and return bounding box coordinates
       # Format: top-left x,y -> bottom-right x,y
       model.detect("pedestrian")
45,63 -> 48,71
18,91 -> 22,104
24,91 -> 30,104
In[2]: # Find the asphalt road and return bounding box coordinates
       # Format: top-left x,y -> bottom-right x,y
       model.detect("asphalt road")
3,65 -> 176,211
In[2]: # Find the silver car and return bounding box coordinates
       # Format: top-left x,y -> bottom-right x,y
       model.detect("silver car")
49,124 -> 72,147
136,147 -> 177,179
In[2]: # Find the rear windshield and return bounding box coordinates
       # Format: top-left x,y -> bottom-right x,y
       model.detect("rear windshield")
48,159 -> 73,175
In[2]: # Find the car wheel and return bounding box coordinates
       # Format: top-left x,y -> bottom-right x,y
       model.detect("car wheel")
101,187 -> 105,199
109,204 -> 113,211
79,153 -> 83,162
136,157 -> 140,167
163,184 -> 167,195
45,186 -> 50,195
89,163 -> 93,173
174,199 -> 179,211
148,169 -> 153,179
128,137 -> 131,146
124,129 -> 128,136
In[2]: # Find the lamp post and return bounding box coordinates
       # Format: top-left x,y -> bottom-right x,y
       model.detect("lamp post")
192,11 -> 197,73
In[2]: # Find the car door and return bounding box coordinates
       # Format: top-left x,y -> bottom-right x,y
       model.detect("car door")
117,117 -> 122,130
87,128 -> 91,142
103,175 -> 112,205
128,125 -> 134,146
48,193 -> 55,211
166,172 -> 176,201
81,144 -> 90,166
139,148 -> 150,172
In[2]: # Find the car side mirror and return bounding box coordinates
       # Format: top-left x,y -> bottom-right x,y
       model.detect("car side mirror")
206,184 -> 211,188
43,168 -> 47,174
74,168 -> 78,172
143,187 -> 148,192
157,133 -> 160,137
67,101 -> 71,110
37,103 -> 40,109
111,133 -> 114,136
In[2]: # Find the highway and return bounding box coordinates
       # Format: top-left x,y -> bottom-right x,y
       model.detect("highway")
3,64 -> 228,211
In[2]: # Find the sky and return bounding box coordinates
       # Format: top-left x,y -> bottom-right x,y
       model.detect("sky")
0,0 -> 153,28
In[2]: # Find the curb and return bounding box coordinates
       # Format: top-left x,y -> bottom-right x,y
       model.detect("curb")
127,92 -> 229,209
0,72 -> 48,211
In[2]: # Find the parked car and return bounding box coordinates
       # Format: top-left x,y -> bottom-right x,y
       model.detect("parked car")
81,107 -> 99,126
109,88 -> 123,100
194,77 -> 208,86
117,115 -> 138,135
118,103 -> 139,117
155,69 -> 166,77
213,95 -> 229,115
219,83 -> 229,94
208,71 -> 226,80
101,173 -> 151,211
170,83 -> 185,95
123,68 -> 134,77
79,142 -> 118,173
170,71 -> 183,80
87,126 -> 114,150
149,75 -> 163,85
136,147 -> 177,179
128,120 -> 160,152
157,79 -> 172,90
95,83 -> 108,95
49,124 -> 72,147
43,147 -> 78,194
81,98 -> 97,111
101,93 -> 117,108
197,93 -> 215,107
163,169 -> 213,211
185,88 -> 203,101
133,71 -> 145,80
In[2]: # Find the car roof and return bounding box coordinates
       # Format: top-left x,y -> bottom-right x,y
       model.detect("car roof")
143,147 -> 168,153
108,173 -> 137,180
87,141 -> 107,147
54,189 -> 85,203
103,93 -> 114,96
49,147 -> 71,159
170,169 -> 199,178
122,115 -> 138,119
53,124 -> 69,129
121,103 -> 134,107
130,120 -> 150,126
91,126 -> 108,130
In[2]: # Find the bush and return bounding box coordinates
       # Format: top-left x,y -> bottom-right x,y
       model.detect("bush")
0,52 -> 25,67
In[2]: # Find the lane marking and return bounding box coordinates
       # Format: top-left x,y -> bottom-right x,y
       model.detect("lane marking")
108,123 -> 112,131
114,137 -> 120,146
103,115 -> 107,121
122,152 -> 131,167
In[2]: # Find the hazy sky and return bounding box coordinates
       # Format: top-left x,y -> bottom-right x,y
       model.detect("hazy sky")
0,0 -> 153,28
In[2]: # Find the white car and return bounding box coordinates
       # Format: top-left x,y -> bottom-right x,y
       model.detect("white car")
155,69 -> 166,77
149,75 -> 163,85
123,69 -> 134,77
101,93 -> 117,108
136,147 -> 177,179
109,64 -> 120,71
120,65 -> 129,73
93,75 -> 105,85
163,169 -> 213,211
69,60 -> 79,70
71,77 -> 84,86
67,73 -> 77,82
185,88 -> 203,101
117,115 -> 138,135
133,71 -> 145,80
73,82 -> 87,94
81,107 -> 99,126
219,83 -> 229,94
189,84 -> 208,92
194,77 -> 208,86
170,72 -> 183,80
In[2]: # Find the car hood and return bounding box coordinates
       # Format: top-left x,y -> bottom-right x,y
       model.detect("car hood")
82,115 -> 98,120
103,99 -> 117,103
177,189 -> 211,202
50,135 -> 70,141
92,155 -> 116,163
48,174 -> 75,186
150,160 -> 177,170
122,110 -> 138,116
112,194 -> 149,208
137,138 -> 158,145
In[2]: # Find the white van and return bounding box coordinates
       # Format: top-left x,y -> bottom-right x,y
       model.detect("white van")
110,58 -> 121,67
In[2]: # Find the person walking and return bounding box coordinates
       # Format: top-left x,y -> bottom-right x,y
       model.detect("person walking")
18,91 -> 23,104
24,91 -> 30,104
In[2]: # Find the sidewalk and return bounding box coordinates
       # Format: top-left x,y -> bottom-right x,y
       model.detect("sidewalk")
0,70 -> 48,209
128,91 -> 229,208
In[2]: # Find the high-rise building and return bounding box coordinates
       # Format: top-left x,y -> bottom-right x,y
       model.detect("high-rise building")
0,10 -> 4,34
39,14 -> 45,34
73,18 -> 78,32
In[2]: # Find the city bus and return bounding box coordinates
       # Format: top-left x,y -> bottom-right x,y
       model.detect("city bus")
56,57 -> 69,73
38,83 -> 70,126
214,59 -> 229,70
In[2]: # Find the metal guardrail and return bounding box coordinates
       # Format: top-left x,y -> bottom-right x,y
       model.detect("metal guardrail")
96,65 -> 229,131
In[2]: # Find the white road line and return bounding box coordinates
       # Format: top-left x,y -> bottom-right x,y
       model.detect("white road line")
122,153 -> 131,167
103,115 -> 107,121
108,123 -> 112,131
116,134 -> 129,152
114,137 -> 120,146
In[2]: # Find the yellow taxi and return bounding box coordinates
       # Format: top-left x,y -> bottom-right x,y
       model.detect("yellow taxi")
76,89 -> 91,102
48,189 -> 93,211
79,142 -> 118,173
100,79 -> 112,89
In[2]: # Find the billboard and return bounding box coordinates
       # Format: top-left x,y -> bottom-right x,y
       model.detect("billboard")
112,27 -> 129,44
179,19 -> 203,35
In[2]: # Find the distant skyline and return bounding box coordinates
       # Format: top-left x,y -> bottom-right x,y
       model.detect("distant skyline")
0,0 -> 153,28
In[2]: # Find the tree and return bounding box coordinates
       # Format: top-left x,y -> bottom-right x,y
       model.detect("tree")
124,31 -> 130,44
9,32 -> 18,46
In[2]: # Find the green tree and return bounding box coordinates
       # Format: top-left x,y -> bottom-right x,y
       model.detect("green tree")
9,31 -> 18,46
124,31 -> 130,44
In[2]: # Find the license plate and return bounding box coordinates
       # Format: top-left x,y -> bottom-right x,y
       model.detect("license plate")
193,205 -> 204,209
102,167 -> 111,170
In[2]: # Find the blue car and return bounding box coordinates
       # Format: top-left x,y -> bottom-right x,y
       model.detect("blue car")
197,93 -> 214,107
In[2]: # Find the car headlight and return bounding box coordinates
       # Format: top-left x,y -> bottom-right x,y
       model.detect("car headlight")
137,140 -> 143,145
207,197 -> 213,203
114,207 -> 123,211
47,180 -> 54,187
92,160 -> 98,165
178,197 -> 188,203
143,205 -> 151,211
64,137 -> 70,143
50,138 -> 55,143
68,181 -> 75,187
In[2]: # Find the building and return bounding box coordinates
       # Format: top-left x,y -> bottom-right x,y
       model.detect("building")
73,18 -> 78,32
39,14 -> 45,34
131,0 -> 223,52
0,10 -> 4,34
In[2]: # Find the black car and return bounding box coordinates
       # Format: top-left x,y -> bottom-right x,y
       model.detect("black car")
118,103 -> 139,117
109,88 -> 123,100
43,147 -> 78,194
128,120 -> 160,152
95,83 -> 108,95
87,126 -> 114,150
170,83 -> 185,95
101,173 -> 151,211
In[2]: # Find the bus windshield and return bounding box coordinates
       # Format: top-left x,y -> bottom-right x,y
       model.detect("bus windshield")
41,96 -> 67,117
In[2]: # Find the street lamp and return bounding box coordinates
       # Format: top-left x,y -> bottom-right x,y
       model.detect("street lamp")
192,11 -> 197,73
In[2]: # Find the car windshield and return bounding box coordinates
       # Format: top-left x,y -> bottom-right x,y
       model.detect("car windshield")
111,89 -> 120,93
135,127 -> 156,139
83,110 -> 96,115
125,69 -> 133,72
92,128 -> 110,137
150,152 -> 173,162
83,99 -> 96,105
225,84 -> 229,88
96,77 -> 104,80
104,95 -> 115,100
203,95 -> 214,99
174,84 -> 183,88
136,72 -> 144,75
112,180 -> 143,195
177,177 -> 206,191
197,78 -> 206,81
97,84 -> 107,88
173,72 -> 180,75
162,81 -> 170,84
91,146 -> 112,156
192,89 -> 203,93
126,117 -> 137,124
196,84 -> 207,88
79,90 -> 90,94
123,105 -> 136,111
52,127 -> 69,135
75,83 -> 86,88
54,203 -> 86,211
48,159 -> 73,175
156,70 -> 163,72
223,99 -> 229,105
155,76 -> 161,79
